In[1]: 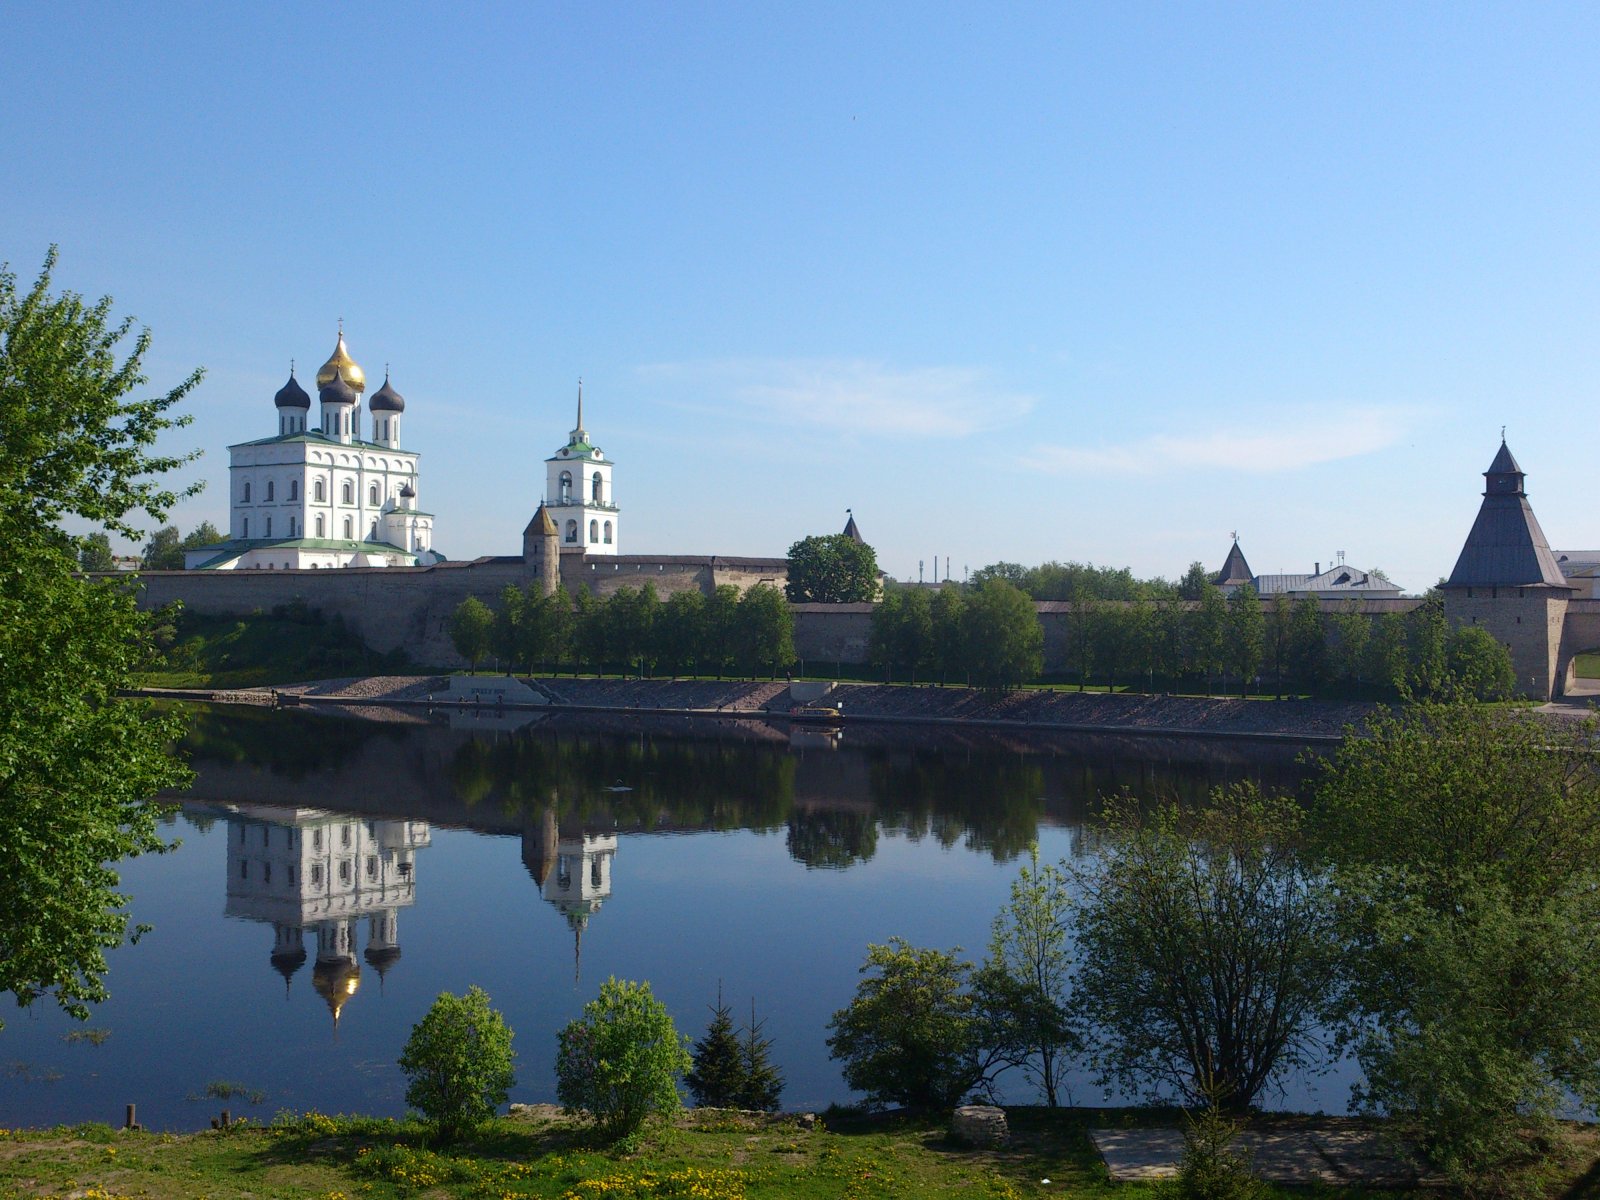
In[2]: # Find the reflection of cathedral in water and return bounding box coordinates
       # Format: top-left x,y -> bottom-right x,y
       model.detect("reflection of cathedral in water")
521,809 -> 617,981
216,804 -> 430,1026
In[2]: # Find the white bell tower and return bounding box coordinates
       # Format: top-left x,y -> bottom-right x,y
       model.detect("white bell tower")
544,382 -> 618,556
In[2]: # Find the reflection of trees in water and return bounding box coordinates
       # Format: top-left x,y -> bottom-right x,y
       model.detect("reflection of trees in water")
179,706 -> 398,780
868,754 -> 1047,863
786,808 -> 879,869
447,731 -> 796,831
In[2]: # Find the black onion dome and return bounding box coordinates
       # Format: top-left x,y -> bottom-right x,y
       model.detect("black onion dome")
369,374 -> 405,413
399,482 -> 416,498
274,372 -> 311,409
319,374 -> 357,406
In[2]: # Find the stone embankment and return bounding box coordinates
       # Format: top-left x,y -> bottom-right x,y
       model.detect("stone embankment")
143,675 -> 1377,742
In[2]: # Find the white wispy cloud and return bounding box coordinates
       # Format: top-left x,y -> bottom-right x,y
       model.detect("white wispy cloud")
1023,406 -> 1413,475
637,358 -> 1035,439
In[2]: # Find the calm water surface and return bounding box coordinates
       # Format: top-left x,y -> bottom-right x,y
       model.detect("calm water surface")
0,706 -> 1354,1130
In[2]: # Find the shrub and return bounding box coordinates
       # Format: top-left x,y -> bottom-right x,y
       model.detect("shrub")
826,939 -> 987,1111
556,977 -> 692,1142
398,986 -> 516,1140
1171,1102 -> 1267,1200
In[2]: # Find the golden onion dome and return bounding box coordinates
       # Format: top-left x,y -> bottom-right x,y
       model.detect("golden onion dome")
316,330 -> 366,395
312,958 -> 361,1025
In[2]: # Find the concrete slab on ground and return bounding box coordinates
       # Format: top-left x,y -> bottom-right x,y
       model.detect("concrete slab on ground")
1090,1125 -> 1432,1186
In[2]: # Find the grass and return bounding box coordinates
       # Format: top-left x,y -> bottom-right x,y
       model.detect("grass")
1575,652 -> 1600,679
139,607 -> 412,689
0,1107 -> 1182,1200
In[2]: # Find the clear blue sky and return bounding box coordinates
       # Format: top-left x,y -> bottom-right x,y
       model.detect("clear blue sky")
7,2 -> 1600,590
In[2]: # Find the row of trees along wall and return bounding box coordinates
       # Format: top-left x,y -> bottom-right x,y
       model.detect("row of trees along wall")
448,580 -> 795,678
868,582 -> 1516,699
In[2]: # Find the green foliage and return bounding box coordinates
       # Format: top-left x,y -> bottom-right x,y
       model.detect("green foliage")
143,608 -> 411,688
685,990 -> 745,1109
972,559 -> 1175,601
1312,700 -> 1600,1191
556,977 -> 692,1142
1171,1102 -> 1268,1200
398,985 -> 516,1141
141,524 -> 184,569
78,531 -> 115,572
733,584 -> 794,677
0,248 -> 199,1026
1072,786 -> 1342,1109
868,588 -> 935,682
1225,585 -> 1264,695
448,596 -> 494,672
685,988 -> 784,1111
1445,625 -> 1515,700
977,843 -> 1077,1106
785,533 -> 879,603
826,938 -> 987,1111
0,247 -> 203,544
959,579 -> 1042,691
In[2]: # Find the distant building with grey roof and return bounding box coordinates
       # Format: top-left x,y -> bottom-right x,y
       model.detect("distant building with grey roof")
1211,539 -> 1401,599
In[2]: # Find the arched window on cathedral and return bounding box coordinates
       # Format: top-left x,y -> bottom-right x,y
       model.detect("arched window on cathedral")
589,519 -> 598,543
559,471 -> 573,501
316,514 -> 325,538
315,478 -> 326,503
591,472 -> 602,502
242,517 -> 249,538
369,483 -> 379,506
242,481 -> 251,503
289,516 -> 297,537
369,521 -> 377,540
289,480 -> 298,501
342,481 -> 353,505
265,516 -> 272,538
565,519 -> 578,544
343,516 -> 352,539
266,480 -> 274,501
604,520 -> 612,544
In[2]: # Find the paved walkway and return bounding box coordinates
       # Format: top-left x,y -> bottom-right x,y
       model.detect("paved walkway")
1091,1124 -> 1434,1186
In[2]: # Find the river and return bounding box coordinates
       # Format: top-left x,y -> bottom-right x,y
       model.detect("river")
0,704 -> 1354,1131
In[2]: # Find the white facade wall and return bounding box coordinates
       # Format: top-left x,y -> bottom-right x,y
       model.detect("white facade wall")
545,453 -> 618,555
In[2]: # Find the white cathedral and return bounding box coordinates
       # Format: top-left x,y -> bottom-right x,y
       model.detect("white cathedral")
185,331 -> 623,570
185,330 -> 442,570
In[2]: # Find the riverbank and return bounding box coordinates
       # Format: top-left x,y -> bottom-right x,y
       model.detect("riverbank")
136,675 -> 1378,743
0,1103 -> 1525,1198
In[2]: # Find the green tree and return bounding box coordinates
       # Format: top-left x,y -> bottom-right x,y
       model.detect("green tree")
736,1000 -> 784,1112
704,584 -> 741,678
978,843 -> 1077,1106
733,584 -> 794,678
1330,601 -> 1371,686
0,248 -> 200,1026
1225,585 -> 1264,696
929,586 -> 967,685
657,589 -> 707,676
448,596 -> 494,673
1189,583 -> 1227,693
179,520 -> 222,553
785,533 -> 879,603
1445,625 -> 1515,700
960,579 -> 1042,691
491,584 -> 525,671
1312,701 -> 1600,1189
1178,561 -> 1211,601
606,584 -> 660,676
141,525 -> 183,569
398,985 -> 516,1141
78,531 -> 115,572
555,977 -> 692,1142
1364,611 -> 1408,693
1072,786 -> 1343,1110
1286,597 -> 1326,691
826,938 -> 988,1111
1405,598 -> 1450,698
572,587 -> 607,672
1264,594 -> 1291,698
685,987 -> 744,1109
522,587 -> 573,674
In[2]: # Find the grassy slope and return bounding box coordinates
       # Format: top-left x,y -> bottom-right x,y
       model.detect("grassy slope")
140,609 -> 417,689
0,1108 -> 1131,1200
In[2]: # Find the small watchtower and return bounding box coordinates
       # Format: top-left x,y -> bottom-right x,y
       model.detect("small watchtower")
522,502 -> 561,598
1440,440 -> 1574,699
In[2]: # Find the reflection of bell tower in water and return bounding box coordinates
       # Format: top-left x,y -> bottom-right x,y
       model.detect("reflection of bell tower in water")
220,805 -> 431,1029
521,807 -> 618,982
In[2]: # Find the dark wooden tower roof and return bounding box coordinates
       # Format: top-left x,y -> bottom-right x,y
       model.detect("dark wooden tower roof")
842,510 -> 864,542
1443,440 -> 1571,590
1212,540 -> 1254,588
